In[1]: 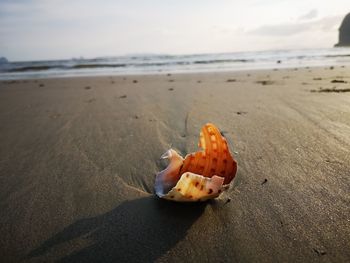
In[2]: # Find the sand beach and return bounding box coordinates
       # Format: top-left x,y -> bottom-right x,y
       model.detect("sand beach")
0,66 -> 349,262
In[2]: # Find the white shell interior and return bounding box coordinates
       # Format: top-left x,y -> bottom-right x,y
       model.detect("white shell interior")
155,149 -> 227,202
162,172 -> 225,202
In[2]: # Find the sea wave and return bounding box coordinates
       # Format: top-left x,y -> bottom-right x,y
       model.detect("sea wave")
1,48 -> 350,79
2,58 -> 256,73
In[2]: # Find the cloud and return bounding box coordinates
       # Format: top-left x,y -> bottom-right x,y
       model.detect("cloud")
249,15 -> 342,37
298,9 -> 318,21
249,24 -> 303,36
1,0 -> 349,60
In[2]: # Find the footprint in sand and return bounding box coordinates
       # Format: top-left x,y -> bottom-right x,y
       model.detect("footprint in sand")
86,98 -> 96,103
49,113 -> 61,119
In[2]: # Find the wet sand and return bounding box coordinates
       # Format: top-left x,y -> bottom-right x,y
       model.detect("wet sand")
0,67 -> 349,262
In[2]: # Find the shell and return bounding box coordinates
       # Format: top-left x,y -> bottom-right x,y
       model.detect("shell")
155,123 -> 237,202
180,123 -> 237,185
161,172 -> 226,202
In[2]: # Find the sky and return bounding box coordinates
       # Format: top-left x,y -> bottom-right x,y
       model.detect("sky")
0,0 -> 349,61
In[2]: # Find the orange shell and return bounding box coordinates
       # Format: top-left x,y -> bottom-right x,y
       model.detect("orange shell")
179,123 -> 237,185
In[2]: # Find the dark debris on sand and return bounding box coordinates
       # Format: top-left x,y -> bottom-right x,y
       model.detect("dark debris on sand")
331,79 -> 347,83
220,131 -> 228,137
313,248 -> 327,256
119,95 -> 127,98
311,87 -> 350,93
3,80 -> 18,84
256,80 -> 274,85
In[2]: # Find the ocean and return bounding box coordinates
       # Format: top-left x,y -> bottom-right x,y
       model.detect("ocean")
1,48 -> 350,80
